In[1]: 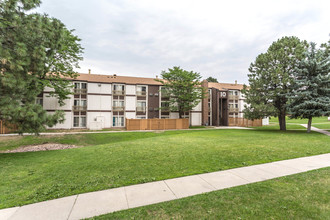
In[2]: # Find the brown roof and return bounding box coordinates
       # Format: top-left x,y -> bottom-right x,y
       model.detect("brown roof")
72,73 -> 247,90
208,82 -> 245,90
73,73 -> 163,85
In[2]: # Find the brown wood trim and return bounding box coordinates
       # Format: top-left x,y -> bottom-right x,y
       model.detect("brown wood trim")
87,110 -> 112,112
70,79 -> 163,86
46,110 -> 72,112
125,110 -> 136,112
87,93 -> 112,96
125,94 -> 136,97
190,111 -> 202,113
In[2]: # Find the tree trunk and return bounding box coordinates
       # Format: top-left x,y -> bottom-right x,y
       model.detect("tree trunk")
307,117 -> 312,133
278,112 -> 286,131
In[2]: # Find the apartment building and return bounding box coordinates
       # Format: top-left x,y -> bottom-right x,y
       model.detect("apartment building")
41,73 -> 264,129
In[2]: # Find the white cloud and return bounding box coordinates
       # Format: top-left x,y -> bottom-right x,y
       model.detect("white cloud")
38,0 -> 330,84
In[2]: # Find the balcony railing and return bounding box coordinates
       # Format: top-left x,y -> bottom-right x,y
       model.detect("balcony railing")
113,106 -> 125,111
113,90 -> 125,95
136,91 -> 146,96
228,95 -> 239,100
72,106 -> 87,111
228,107 -> 239,112
136,106 -> 146,112
74,89 -> 87,94
160,107 -> 170,112
161,91 -> 170,98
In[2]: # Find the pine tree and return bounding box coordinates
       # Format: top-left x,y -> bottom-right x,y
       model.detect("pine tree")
0,0 -> 83,134
288,42 -> 330,133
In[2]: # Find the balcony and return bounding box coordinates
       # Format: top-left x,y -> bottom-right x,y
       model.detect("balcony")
228,95 -> 239,100
113,106 -> 125,111
161,90 -> 170,98
113,90 -> 125,95
160,107 -> 170,112
228,107 -> 239,113
136,91 -> 146,96
72,106 -> 87,111
74,89 -> 87,94
136,106 -> 146,112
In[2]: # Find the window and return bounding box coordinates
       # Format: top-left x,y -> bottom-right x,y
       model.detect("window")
136,116 -> 146,119
136,86 -> 147,96
73,116 -> 86,127
113,84 -> 125,95
36,97 -> 43,106
74,82 -> 87,94
136,101 -> 146,112
113,116 -> 124,127
113,100 -> 124,107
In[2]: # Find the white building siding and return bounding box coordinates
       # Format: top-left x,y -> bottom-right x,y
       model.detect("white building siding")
47,111 -> 72,129
126,112 -> 135,119
88,83 -> 111,94
87,95 -> 111,111
126,85 -> 136,95
87,112 -> 111,129
125,96 -> 136,111
192,101 -> 202,111
190,112 -> 202,126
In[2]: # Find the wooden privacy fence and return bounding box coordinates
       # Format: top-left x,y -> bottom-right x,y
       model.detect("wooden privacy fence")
228,118 -> 262,127
0,120 -> 17,134
126,118 -> 189,131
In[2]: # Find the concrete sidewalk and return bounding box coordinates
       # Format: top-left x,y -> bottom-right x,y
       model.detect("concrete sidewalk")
1,153 -> 329,220
300,124 -> 330,136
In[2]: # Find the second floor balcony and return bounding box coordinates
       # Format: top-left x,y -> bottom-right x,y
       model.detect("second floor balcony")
136,106 -> 146,112
72,106 -> 87,111
228,107 -> 239,113
74,89 -> 87,94
113,106 -> 125,111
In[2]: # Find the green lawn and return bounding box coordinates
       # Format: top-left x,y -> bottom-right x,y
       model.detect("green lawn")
0,129 -> 329,209
92,168 -> 330,219
269,116 -> 330,130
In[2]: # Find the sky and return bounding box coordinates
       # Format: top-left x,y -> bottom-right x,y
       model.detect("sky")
37,0 -> 330,84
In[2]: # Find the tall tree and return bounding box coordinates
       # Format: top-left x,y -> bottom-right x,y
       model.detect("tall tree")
288,42 -> 330,133
242,36 -> 308,130
206,76 -> 218,83
156,66 -> 206,118
0,0 -> 83,134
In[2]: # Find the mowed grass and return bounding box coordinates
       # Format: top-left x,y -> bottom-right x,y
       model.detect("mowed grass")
0,129 -> 329,209
269,116 -> 330,130
93,168 -> 330,220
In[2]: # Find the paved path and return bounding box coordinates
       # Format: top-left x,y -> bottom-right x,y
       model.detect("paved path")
0,127 -> 251,137
300,124 -> 330,136
1,153 -> 329,220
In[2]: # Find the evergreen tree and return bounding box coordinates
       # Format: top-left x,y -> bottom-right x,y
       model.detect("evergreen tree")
288,42 -> 330,133
156,66 -> 206,118
0,0 -> 83,134
242,36 -> 308,130
206,76 -> 218,83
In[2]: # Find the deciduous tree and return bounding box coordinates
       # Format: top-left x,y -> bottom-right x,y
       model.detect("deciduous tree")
242,36 -> 308,130
156,66 -> 206,118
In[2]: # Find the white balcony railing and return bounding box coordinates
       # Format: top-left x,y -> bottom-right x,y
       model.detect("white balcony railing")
228,95 -> 239,100
136,91 -> 146,96
72,106 -> 87,111
113,90 -> 125,95
136,106 -> 146,112
228,107 -> 239,112
74,89 -> 87,94
113,106 -> 125,111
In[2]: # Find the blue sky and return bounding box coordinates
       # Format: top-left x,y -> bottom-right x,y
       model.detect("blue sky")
37,0 -> 330,84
